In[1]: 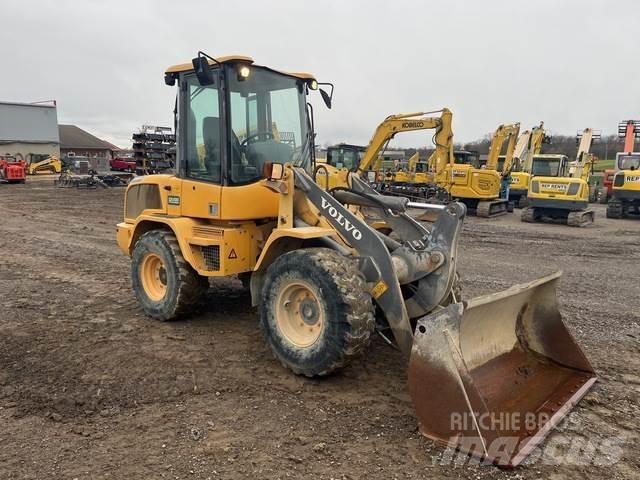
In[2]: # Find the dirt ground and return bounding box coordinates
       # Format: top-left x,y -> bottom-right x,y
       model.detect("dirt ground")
0,177 -> 639,480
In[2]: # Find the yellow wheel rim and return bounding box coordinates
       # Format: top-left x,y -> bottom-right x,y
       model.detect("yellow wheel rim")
276,280 -> 324,347
140,253 -> 167,301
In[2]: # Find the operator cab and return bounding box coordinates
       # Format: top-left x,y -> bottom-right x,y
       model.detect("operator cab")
453,150 -> 481,168
326,143 -> 366,171
615,152 -> 640,171
531,154 -> 569,177
164,55 -> 331,187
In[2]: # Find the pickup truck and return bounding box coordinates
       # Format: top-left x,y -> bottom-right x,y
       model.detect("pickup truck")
109,157 -> 136,172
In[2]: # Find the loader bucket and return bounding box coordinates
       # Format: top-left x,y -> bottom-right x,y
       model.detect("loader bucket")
408,272 -> 596,467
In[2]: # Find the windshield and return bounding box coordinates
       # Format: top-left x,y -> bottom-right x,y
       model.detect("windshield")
327,147 -> 363,170
531,156 -> 564,177
617,153 -> 640,170
454,151 -> 480,168
415,162 -> 428,173
228,68 -> 310,184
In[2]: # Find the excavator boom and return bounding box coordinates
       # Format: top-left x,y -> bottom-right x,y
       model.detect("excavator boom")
356,110 -> 453,177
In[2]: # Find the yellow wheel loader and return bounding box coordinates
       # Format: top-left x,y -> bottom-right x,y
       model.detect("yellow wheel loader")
439,123 -> 520,217
522,128 -> 598,227
117,53 -> 595,467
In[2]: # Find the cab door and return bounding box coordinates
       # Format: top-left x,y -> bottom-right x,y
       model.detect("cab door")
178,71 -> 224,220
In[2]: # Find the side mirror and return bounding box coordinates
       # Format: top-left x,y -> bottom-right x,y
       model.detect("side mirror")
318,82 -> 334,110
320,89 -> 332,109
191,56 -> 214,86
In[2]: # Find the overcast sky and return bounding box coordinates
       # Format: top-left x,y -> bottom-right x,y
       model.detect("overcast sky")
2,0 -> 638,149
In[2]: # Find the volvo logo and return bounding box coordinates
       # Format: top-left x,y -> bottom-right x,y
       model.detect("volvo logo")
320,198 -> 363,240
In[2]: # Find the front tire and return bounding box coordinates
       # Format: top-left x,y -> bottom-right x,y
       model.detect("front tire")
260,248 -> 375,377
131,230 -> 208,320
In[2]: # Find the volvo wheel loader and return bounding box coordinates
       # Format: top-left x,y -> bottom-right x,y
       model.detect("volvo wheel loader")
522,128 -> 599,226
117,53 -> 596,467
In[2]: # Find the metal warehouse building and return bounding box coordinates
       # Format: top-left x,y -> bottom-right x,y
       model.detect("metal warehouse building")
0,101 -> 60,162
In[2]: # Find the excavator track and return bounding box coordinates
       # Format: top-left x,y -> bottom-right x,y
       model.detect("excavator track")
521,206 -> 538,223
567,209 -> 595,227
476,199 -> 508,218
606,199 -> 624,218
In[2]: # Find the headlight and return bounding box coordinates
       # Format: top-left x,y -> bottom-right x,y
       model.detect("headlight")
567,182 -> 580,196
308,79 -> 318,90
531,181 -> 539,193
238,65 -> 251,79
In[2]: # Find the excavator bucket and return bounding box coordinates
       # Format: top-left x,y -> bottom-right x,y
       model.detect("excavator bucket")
408,272 -> 596,467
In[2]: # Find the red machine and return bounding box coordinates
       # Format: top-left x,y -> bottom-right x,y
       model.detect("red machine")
599,120 -> 639,203
0,155 -> 27,184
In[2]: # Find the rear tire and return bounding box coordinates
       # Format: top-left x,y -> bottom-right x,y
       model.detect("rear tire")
260,248 -> 375,377
131,230 -> 208,321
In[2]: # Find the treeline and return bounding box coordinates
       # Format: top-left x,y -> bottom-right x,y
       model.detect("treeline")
454,133 -> 623,161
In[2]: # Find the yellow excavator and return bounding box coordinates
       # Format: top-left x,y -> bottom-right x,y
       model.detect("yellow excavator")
315,143 -> 368,190
438,123 -> 520,217
501,122 -> 548,208
391,151 -> 418,184
315,110 -> 454,196
522,128 -> 598,226
116,53 -> 595,467
607,120 -> 640,218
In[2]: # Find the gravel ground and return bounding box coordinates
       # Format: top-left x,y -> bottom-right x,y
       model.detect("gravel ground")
0,177 -> 638,479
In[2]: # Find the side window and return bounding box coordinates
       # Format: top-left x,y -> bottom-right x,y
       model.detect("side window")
185,76 -> 222,183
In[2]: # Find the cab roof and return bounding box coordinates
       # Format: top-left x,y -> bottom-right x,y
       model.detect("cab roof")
165,54 -> 316,81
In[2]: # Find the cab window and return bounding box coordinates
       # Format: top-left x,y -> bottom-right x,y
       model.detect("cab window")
183,74 -> 222,183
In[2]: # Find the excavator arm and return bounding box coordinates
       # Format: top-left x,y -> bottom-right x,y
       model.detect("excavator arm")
484,123 -> 521,173
574,128 -> 600,181
407,151 -> 420,171
356,110 -> 454,177
522,122 -> 547,172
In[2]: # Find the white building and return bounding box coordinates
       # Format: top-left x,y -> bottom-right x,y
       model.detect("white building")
0,101 -> 60,162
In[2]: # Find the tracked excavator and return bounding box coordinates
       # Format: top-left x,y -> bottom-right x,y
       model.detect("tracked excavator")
117,53 -> 595,467
501,122 -> 548,208
439,123 -> 520,217
314,110 -> 454,196
522,128 -> 599,226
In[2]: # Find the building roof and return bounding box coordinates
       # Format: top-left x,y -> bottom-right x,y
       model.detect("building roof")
58,125 -> 116,150
0,101 -> 59,144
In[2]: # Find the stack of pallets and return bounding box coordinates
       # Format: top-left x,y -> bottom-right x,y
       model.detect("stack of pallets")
132,125 -> 176,174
